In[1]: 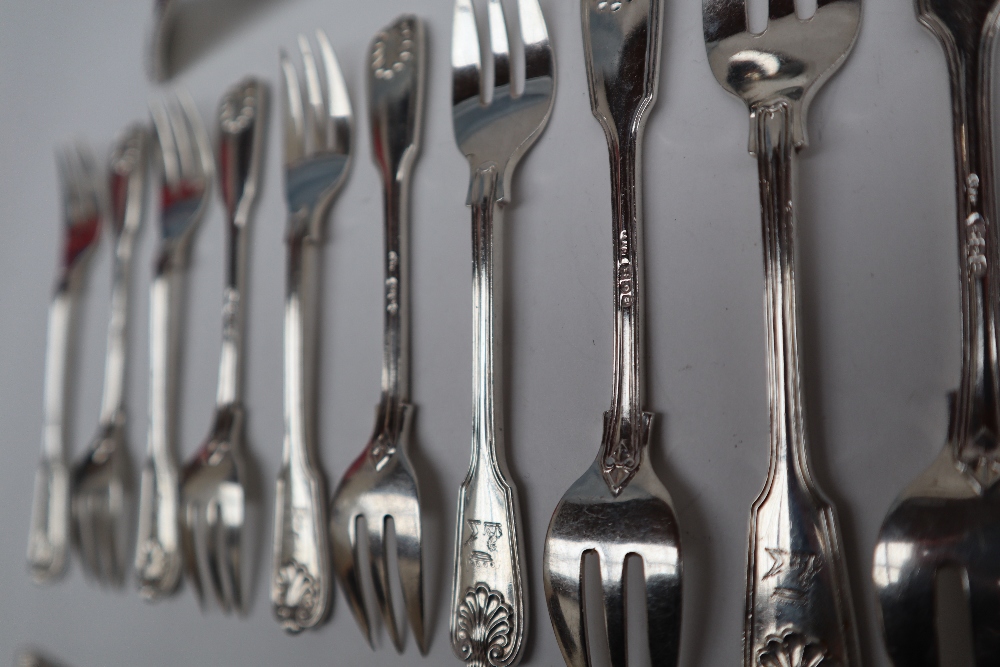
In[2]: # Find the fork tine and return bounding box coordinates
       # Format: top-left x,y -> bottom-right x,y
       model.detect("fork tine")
600,557 -> 627,667
298,35 -> 327,157
280,49 -> 306,166
181,503 -> 206,607
166,96 -> 196,182
336,514 -> 375,647
395,511 -> 427,653
644,555 -> 682,665
702,0 -> 748,44
518,0 -> 553,80
73,495 -> 100,580
150,99 -> 181,189
453,0 -> 483,106
176,90 -> 214,183
220,500 -> 244,613
488,0 -> 511,90
368,516 -> 404,651
545,550 -> 589,667
315,30 -> 351,154
203,501 -> 230,612
768,0 -> 796,21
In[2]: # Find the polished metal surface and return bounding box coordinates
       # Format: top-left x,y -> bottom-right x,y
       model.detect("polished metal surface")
135,92 -> 213,601
873,0 -> 1000,663
329,15 -> 426,653
178,78 -> 265,614
449,1 -> 554,664
542,2 -> 682,666
147,0 -> 178,82
27,143 -> 103,584
70,125 -> 149,586
270,31 -> 352,633
703,0 -> 862,664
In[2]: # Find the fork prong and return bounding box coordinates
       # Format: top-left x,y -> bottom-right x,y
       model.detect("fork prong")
298,35 -> 327,156
336,514 -> 375,647
488,0 -> 511,90
176,90 -> 214,184
280,49 -> 306,166
315,30 -> 352,155
150,99 -> 181,189
518,0 -> 553,81
600,557 -> 627,667
181,503 -> 206,607
453,0 -> 483,106
220,499 -> 244,613
203,501 -> 230,612
166,96 -> 197,184
768,0 -> 796,21
643,557 -> 682,665
702,0 -> 748,44
395,512 -> 427,653
368,516 -> 403,651
73,494 -> 100,580
544,550 -> 589,667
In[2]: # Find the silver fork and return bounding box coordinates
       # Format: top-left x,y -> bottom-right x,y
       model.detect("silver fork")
703,0 -> 862,665
449,1 -> 555,664
270,31 -> 352,632
135,92 -> 213,600
873,0 -> 1000,663
543,1 -> 682,665
330,15 -> 426,653
70,125 -> 149,586
180,78 -> 266,613
27,143 -> 103,584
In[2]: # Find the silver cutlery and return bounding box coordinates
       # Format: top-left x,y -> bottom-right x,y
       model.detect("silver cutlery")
148,0 -> 179,82
28,143 -> 103,584
330,15 -> 426,653
179,78 -> 265,613
543,1 -> 682,665
135,92 -> 213,600
70,125 -> 149,586
702,0 -> 862,664
873,0 -> 1000,663
449,0 -> 555,664
271,32 -> 352,632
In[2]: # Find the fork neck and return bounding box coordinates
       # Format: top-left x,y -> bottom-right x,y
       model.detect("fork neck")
469,164 -> 505,469
598,130 -> 653,495
945,39 -> 1000,490
378,174 -> 410,415
215,214 -> 249,408
754,100 -> 811,485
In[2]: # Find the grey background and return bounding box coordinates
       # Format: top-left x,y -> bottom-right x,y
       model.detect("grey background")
0,0 -> 965,665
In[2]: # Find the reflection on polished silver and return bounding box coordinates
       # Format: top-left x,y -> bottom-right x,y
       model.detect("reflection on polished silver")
873,0 -> 1000,663
543,2 -> 683,666
449,0 -> 554,664
271,31 -> 351,633
179,79 -> 265,614
71,125 -> 149,587
330,15 -> 426,653
136,92 -> 213,601
28,143 -> 102,584
703,0 -> 861,663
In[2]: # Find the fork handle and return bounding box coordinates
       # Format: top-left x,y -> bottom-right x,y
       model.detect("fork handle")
745,100 -> 860,667
941,38 -> 1000,487
597,132 -> 652,496
27,286 -> 77,581
214,215 -> 249,407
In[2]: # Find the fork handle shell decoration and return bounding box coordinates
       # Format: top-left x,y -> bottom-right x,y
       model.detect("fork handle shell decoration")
451,167 -> 527,667
135,256 -> 185,598
744,101 -> 859,667
272,226 -> 331,632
